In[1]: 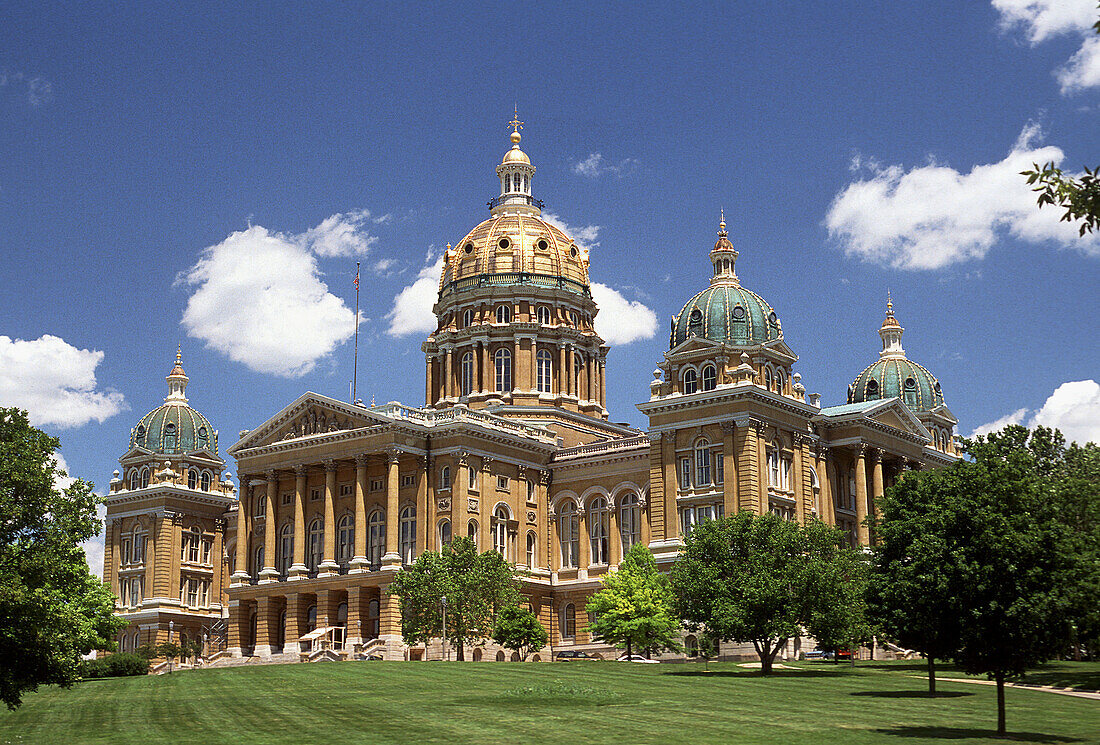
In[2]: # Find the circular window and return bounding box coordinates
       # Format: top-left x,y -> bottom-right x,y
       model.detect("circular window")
463,243 -> 473,254
904,377 -> 916,389
537,239 -> 549,251
768,311 -> 778,324
690,309 -> 702,323
732,305 -> 746,320
137,425 -> 145,436
498,238 -> 510,250
867,379 -> 879,394
198,427 -> 207,438
570,246 -> 578,257
165,423 -> 175,432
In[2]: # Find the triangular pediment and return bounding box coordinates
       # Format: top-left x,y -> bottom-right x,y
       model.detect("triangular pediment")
229,392 -> 380,453
816,397 -> 931,442
667,335 -> 725,356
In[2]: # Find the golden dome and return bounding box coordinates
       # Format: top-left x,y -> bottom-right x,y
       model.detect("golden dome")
441,212 -> 589,290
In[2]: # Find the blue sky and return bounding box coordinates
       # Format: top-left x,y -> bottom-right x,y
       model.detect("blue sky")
1,2 -> 1098,571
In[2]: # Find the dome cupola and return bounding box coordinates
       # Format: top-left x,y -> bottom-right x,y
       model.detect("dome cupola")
130,349 -> 219,455
491,108 -> 540,217
670,214 -> 783,349
847,297 -> 945,413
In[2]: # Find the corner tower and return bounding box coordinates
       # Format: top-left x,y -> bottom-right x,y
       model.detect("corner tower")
423,117 -> 628,445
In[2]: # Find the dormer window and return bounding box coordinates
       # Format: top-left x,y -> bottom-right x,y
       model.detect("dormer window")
683,368 -> 698,395
463,309 -> 474,327
701,364 -> 717,391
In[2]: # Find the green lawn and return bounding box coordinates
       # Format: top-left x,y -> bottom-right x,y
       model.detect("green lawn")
2,660 -> 1098,745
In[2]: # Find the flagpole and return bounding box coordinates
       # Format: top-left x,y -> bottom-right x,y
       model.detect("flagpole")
352,262 -> 360,403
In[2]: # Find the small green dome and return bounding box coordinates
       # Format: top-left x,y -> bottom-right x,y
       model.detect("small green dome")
670,284 -> 782,349
847,357 -> 944,413
130,403 -> 218,455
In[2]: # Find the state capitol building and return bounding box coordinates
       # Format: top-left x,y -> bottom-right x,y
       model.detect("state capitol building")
101,121 -> 959,664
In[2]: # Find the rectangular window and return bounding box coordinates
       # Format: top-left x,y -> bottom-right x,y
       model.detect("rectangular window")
282,492 -> 292,505
527,479 -> 536,503
681,507 -> 696,536
497,475 -> 510,491
696,449 -> 711,486
468,466 -> 478,491
679,458 -> 692,489
370,479 -> 383,492
715,453 -> 724,485
401,474 -> 415,488
439,467 -> 451,490
121,538 -> 131,566
188,538 -> 200,564
310,487 -> 321,501
202,538 -> 212,565
339,483 -> 353,497
187,579 -> 200,607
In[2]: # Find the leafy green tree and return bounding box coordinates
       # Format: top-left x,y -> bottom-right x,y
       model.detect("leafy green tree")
806,547 -> 876,668
1050,440 -> 1100,659
585,543 -> 681,660
389,537 -> 520,661
0,408 -> 124,709
671,512 -> 853,675
491,604 -> 548,660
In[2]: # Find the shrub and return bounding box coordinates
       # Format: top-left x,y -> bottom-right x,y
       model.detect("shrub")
78,653 -> 150,679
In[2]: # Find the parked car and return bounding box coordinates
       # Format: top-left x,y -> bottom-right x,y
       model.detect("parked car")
617,654 -> 660,663
556,650 -> 595,661
803,649 -> 835,660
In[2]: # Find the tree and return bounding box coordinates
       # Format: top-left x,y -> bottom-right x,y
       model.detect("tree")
491,604 -> 548,660
806,547 -> 876,668
870,467 -> 965,695
0,408 -> 124,709
670,511 -> 854,675
585,543 -> 681,660
389,537 -> 521,661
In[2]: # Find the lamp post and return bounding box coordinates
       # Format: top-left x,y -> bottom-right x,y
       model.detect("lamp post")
168,621 -> 174,674
441,595 -> 448,662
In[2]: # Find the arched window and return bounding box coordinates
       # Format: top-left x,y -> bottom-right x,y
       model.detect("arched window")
867,378 -> 879,397
574,352 -> 584,395
129,469 -> 139,490
536,306 -> 552,325
536,349 -> 553,393
492,506 -> 509,556
367,599 -> 380,639
495,304 -> 511,324
368,510 -> 385,568
399,506 -> 416,564
588,497 -> 610,565
140,467 -> 150,489
494,348 -> 511,393
764,368 -> 773,390
685,635 -> 699,657
253,545 -> 264,578
504,173 -> 511,192
775,371 -> 785,394
695,439 -> 712,486
279,523 -> 293,574
186,527 -> 201,563
619,493 -> 641,553
439,465 -> 451,490
561,603 -> 576,640
201,471 -> 211,491
438,519 -> 452,546
307,519 -> 324,572
559,502 -> 579,568
701,364 -> 717,391
460,352 -> 474,397
683,368 -> 698,395
463,309 -> 474,328
526,531 -> 537,567
337,514 -> 353,566
467,519 -> 479,548
523,174 -> 528,193
187,469 -> 197,489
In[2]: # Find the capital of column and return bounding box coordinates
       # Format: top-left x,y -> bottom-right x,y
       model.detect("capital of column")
323,459 -> 338,473
385,448 -> 401,464
265,469 -> 278,481
871,448 -> 883,463
539,469 -> 551,485
720,420 -> 736,433
355,453 -> 369,467
294,465 -> 308,477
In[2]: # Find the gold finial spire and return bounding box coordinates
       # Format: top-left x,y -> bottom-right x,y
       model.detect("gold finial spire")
718,207 -> 727,236
887,290 -> 893,316
175,345 -> 182,365
508,105 -> 523,145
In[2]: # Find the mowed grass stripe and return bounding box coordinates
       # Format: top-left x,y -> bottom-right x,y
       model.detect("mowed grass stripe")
2,661 -> 1098,745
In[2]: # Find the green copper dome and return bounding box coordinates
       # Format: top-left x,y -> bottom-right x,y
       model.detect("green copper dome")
670,284 -> 783,349
129,350 -> 219,455
847,357 -> 944,412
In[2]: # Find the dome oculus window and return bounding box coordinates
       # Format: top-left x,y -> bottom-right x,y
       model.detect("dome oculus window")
866,379 -> 879,395
904,377 -> 916,389
463,243 -> 473,254
536,238 -> 549,251
498,238 -> 511,250
198,427 -> 207,438
732,305 -> 746,320
569,246 -> 578,257
768,311 -> 778,324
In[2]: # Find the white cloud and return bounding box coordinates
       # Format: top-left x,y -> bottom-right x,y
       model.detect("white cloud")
385,254 -> 444,337
993,0 -> 1100,94
590,282 -> 658,346
301,209 -> 381,258
826,123 -> 1100,269
0,335 -> 126,428
971,380 -> 1100,445
0,69 -> 54,106
571,152 -> 640,178
180,224 -> 359,377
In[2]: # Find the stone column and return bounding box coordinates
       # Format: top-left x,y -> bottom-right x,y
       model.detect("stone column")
443,347 -> 453,400
577,503 -> 590,579
346,585 -> 362,651
871,450 -> 885,540
351,455 -> 369,572
478,340 -> 488,395
227,599 -> 245,657
255,595 -> 275,657
319,460 -> 339,576
549,507 -> 560,578
587,353 -> 596,403
260,472 -> 278,581
379,585 -> 404,660
599,354 -> 608,409
425,355 -> 434,406
792,435 -> 806,523
609,496 -> 621,569
415,456 -> 428,558
817,447 -> 834,526
284,593 -> 302,654
513,338 -> 521,394
557,344 -> 566,397
232,483 -> 250,586
566,344 -> 575,397
756,422 -> 769,514
382,450 -> 402,568
855,446 -> 870,546
289,466 -> 308,580
721,422 -> 737,517
661,431 -> 678,542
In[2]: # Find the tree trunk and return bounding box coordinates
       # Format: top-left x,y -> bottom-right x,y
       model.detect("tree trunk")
456,639 -> 464,662
927,656 -> 936,697
626,638 -> 631,660
996,671 -> 1006,735
759,641 -> 773,675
